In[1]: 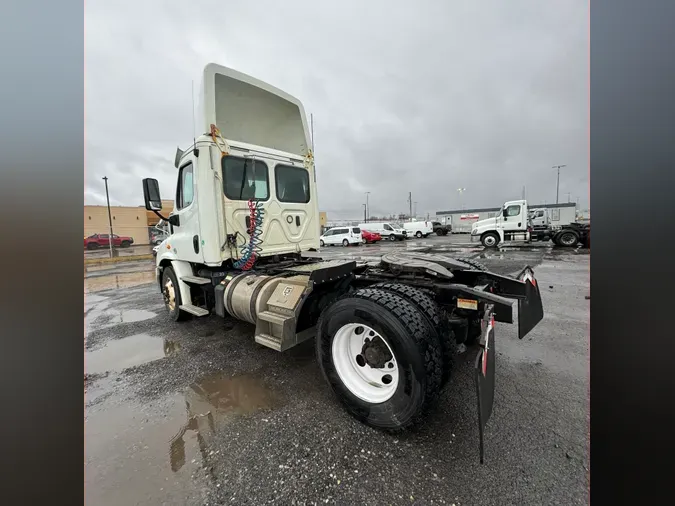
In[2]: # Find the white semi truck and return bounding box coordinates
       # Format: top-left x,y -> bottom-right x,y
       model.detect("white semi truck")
142,64 -> 544,461
471,199 -> 589,248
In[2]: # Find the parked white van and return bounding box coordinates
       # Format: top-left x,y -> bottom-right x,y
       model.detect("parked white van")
320,226 -> 363,247
358,222 -> 407,241
402,220 -> 433,238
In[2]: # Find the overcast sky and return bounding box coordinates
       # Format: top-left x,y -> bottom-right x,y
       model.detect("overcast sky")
85,0 -> 588,219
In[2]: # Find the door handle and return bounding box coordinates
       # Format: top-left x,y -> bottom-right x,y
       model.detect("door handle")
295,216 -> 301,226
193,235 -> 200,254
518,222 -> 521,227
245,216 -> 251,230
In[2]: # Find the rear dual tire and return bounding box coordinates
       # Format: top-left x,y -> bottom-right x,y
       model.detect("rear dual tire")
317,287 -> 445,432
555,231 -> 579,247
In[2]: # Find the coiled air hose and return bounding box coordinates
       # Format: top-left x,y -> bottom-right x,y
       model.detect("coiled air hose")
233,199 -> 264,270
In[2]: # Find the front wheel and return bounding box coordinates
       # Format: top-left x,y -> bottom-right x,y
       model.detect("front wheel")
87,243 -> 98,250
317,288 -> 443,431
161,267 -> 190,322
436,229 -> 443,236
342,239 -> 349,247
415,231 -> 423,238
320,240 -> 325,247
121,241 -> 131,248
481,232 -> 499,248
389,234 -> 396,242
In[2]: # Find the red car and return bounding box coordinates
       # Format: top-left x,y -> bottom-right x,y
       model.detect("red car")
84,233 -> 134,250
361,230 -> 382,244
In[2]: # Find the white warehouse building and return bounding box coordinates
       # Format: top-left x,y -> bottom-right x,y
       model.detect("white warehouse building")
436,202 -> 577,233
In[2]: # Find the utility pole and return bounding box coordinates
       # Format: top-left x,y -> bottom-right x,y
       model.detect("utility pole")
408,192 -> 412,220
457,188 -> 466,210
365,192 -> 370,222
102,176 -> 114,258
362,204 -> 366,221
552,165 -> 566,204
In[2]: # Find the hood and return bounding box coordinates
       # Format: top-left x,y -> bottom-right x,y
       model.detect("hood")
472,217 -> 497,229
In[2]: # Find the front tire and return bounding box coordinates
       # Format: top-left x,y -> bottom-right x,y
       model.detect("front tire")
342,239 -> 349,247
161,267 -> 190,322
87,243 -> 98,250
389,234 -> 396,242
317,288 -> 443,432
415,231 -> 423,238
481,232 -> 499,248
320,239 -> 325,247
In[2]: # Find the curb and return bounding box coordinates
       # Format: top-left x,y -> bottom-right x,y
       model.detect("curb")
84,254 -> 154,266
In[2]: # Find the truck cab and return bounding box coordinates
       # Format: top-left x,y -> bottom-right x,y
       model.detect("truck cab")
471,199 -> 530,247
528,208 -> 549,228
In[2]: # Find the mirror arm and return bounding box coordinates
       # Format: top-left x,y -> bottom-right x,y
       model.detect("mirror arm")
152,210 -> 169,221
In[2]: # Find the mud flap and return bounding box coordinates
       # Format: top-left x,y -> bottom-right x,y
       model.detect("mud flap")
516,266 -> 544,339
475,306 -> 496,464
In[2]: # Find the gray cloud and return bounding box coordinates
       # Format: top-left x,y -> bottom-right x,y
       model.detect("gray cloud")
85,0 -> 588,218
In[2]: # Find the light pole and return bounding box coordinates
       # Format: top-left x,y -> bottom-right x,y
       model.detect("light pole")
552,165 -> 566,204
102,176 -> 114,258
457,188 -> 466,210
362,203 -> 366,222
365,192 -> 370,222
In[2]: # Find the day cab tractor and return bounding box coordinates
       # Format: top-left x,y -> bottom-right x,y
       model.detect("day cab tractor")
471,199 -> 589,248
142,64 -> 544,461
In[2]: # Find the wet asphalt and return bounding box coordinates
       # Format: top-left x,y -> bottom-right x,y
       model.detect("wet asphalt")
84,235 -> 590,505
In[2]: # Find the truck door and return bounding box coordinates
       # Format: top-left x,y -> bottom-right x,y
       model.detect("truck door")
502,203 -> 527,232
99,234 -> 110,247
168,159 -> 204,263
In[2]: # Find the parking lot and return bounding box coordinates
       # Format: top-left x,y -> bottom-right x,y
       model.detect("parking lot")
84,234 -> 589,505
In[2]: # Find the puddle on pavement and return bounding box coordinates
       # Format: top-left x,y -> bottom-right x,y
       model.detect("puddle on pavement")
106,308 -> 157,324
85,334 -> 181,375
84,270 -> 156,293
169,373 -> 284,472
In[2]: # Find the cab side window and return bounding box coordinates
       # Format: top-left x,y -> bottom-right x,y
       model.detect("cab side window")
384,224 -> 392,231
176,163 -> 194,210
506,205 -> 521,217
